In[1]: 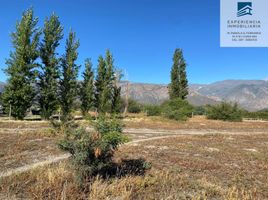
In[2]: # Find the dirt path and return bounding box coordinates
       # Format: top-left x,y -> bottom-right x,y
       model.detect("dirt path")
0,134 -> 182,179
0,154 -> 70,178
1,128 -> 267,179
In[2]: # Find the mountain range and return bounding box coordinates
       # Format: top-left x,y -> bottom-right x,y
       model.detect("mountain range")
119,80 -> 268,111
1,80 -> 268,111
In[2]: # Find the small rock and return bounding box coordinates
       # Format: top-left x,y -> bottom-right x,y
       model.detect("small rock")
206,147 -> 220,152
159,146 -> 169,150
244,148 -> 258,153
147,145 -> 156,149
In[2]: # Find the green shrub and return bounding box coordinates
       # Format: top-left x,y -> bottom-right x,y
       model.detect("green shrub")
161,98 -> 193,121
145,105 -> 162,116
207,102 -> 242,122
93,116 -> 124,134
193,106 -> 207,115
127,99 -> 142,113
58,116 -> 128,183
242,109 -> 268,120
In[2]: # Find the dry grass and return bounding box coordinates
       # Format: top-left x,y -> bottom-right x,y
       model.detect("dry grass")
1,133 -> 267,199
124,115 -> 268,131
0,120 -> 49,129
2,115 -> 268,132
0,117 -> 267,199
0,123 -> 61,174
1,162 -> 260,200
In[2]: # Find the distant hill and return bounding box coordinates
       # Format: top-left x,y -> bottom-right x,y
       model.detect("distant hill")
193,80 -> 268,111
120,80 -> 268,111
1,80 -> 268,111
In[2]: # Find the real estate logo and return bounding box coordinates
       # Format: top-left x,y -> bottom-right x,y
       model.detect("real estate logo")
221,0 -> 268,47
237,2 -> 252,17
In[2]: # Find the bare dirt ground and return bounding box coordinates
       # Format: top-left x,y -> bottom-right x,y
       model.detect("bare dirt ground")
0,123 -> 62,178
0,116 -> 268,199
1,116 -> 268,178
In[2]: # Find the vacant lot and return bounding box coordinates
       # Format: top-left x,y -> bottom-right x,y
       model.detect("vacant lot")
124,115 -> 268,131
0,117 -> 268,199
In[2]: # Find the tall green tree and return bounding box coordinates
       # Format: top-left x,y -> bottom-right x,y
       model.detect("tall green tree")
80,58 -> 94,116
178,50 -> 188,100
111,86 -> 121,113
105,50 -> 119,113
2,8 -> 40,120
169,48 -> 188,100
94,50 -> 119,114
59,31 -> 80,121
169,49 -> 181,99
39,14 -> 63,119
94,56 -> 106,113
111,70 -> 123,114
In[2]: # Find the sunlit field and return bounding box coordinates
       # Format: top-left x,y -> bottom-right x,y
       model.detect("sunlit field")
0,116 -> 268,199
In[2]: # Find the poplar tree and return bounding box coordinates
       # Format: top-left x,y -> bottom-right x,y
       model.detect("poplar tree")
111,70 -> 123,114
169,49 -> 181,99
94,56 -> 106,112
94,50 -> 120,114
178,51 -> 188,99
80,58 -> 94,116
111,86 -> 121,113
59,31 -> 80,121
2,8 -> 40,120
105,50 -> 117,113
169,48 -> 188,100
39,14 -> 63,119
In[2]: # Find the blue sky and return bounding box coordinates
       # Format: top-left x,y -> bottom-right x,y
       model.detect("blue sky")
0,0 -> 267,84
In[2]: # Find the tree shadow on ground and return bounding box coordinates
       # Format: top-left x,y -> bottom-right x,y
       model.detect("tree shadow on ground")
98,158 -> 151,179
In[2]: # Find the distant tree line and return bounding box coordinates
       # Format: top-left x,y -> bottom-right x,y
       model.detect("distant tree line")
1,8 -> 192,121
1,11 -> 251,124
3,8 -> 227,123
242,109 -> 268,120
1,8 -> 121,120
206,102 -> 243,122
